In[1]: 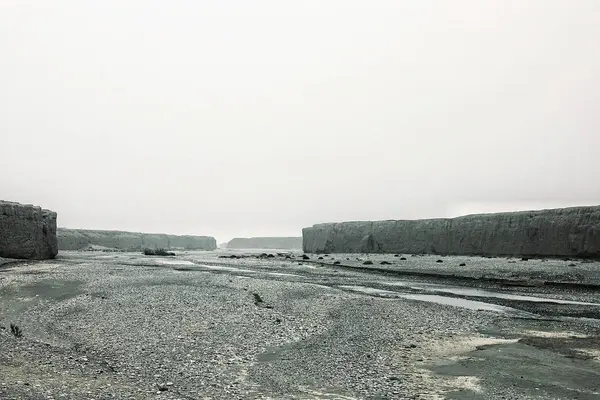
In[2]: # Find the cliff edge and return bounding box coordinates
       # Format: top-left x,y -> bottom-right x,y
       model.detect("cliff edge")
58,228 -> 217,251
0,200 -> 58,259
227,237 -> 303,250
302,206 -> 600,258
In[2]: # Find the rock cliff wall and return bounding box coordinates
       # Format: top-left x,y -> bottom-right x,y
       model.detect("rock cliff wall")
302,206 -> 600,258
0,201 -> 58,259
227,237 -> 303,250
58,228 -> 217,251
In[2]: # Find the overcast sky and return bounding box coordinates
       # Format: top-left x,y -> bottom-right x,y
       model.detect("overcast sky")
1,1 -> 599,242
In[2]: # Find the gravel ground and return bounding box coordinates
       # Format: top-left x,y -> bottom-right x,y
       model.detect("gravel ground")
295,253 -> 600,286
1,250 -> 599,399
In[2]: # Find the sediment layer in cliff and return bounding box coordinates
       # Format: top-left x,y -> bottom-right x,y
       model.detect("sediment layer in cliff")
226,237 -> 303,250
0,200 -> 58,259
302,206 -> 600,258
58,228 -> 217,251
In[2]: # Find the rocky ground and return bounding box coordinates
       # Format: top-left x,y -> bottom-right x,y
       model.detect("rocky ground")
1,250 -> 599,399
310,252 -> 600,287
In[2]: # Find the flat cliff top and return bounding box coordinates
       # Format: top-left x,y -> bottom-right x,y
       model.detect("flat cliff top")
306,205 -> 600,227
229,237 -> 302,241
227,237 -> 303,249
57,228 -> 214,239
0,200 -> 57,217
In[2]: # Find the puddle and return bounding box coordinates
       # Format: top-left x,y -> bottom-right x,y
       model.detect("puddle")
190,264 -> 300,277
194,264 -> 256,273
522,330 -> 589,339
381,281 -> 600,307
397,294 -> 528,314
338,285 -> 398,296
155,259 -> 195,266
338,285 -> 535,315
266,272 -> 301,277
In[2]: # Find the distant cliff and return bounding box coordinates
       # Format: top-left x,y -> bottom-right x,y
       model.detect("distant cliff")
58,228 -> 217,251
0,200 -> 58,259
227,237 -> 302,250
302,206 -> 600,258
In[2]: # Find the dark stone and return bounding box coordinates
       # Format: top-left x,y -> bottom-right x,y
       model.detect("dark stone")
363,260 -> 373,265
253,293 -> 264,304
436,259 -> 443,263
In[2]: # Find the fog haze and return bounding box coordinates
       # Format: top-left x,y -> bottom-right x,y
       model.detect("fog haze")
1,1 -> 599,242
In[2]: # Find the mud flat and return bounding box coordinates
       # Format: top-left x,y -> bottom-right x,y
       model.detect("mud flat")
1,251 -> 599,399
303,205 -> 600,258
0,200 -> 57,260
57,228 -> 217,251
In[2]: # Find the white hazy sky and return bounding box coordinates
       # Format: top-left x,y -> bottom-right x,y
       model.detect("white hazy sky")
1,1 -> 599,243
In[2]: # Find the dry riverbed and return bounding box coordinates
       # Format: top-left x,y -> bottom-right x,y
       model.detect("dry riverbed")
1,251 -> 599,399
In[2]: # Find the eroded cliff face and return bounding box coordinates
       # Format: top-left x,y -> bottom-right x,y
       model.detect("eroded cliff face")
58,229 -> 216,251
226,237 -> 303,250
302,206 -> 600,258
0,201 -> 58,259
